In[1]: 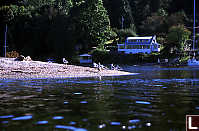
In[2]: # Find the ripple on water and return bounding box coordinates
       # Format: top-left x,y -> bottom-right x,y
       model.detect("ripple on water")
129,119 -> 140,124
12,115 -> 32,121
128,125 -> 136,129
146,122 -> 152,127
98,124 -> 106,128
2,121 -> 9,124
55,125 -> 76,130
74,92 -> 83,95
52,116 -> 64,120
64,101 -> 69,104
196,107 -> 199,110
69,121 -> 76,125
82,118 -> 88,122
153,85 -> 163,87
36,121 -> 48,124
80,101 -> 88,104
135,101 -> 151,105
0,115 -> 14,119
55,125 -> 88,131
110,122 -> 121,125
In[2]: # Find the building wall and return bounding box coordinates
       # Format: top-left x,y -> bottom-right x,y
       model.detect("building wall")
118,48 -> 152,54
117,36 -> 160,54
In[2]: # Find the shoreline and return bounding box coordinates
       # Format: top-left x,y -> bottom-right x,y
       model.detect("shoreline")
0,58 -> 135,79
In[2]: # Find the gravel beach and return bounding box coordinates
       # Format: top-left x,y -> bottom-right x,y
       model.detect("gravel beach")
0,58 -> 133,79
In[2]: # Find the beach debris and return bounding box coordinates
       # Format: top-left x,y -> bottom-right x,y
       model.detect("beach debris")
93,62 -> 101,71
47,58 -> 55,63
94,62 -> 108,71
110,64 -> 122,70
93,63 -> 98,68
63,58 -> 69,64
15,55 -> 25,61
24,56 -> 32,61
115,65 -> 122,70
14,55 -> 32,61
93,63 -> 117,71
111,64 -> 115,70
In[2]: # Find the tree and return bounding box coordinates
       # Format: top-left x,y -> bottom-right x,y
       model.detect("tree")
166,11 -> 186,28
167,24 -> 191,52
140,12 -> 166,35
104,0 -> 135,29
73,0 -> 114,49
0,6 -> 14,24
113,24 -> 137,43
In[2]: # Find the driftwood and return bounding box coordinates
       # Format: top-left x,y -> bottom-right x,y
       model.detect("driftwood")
11,70 -> 40,74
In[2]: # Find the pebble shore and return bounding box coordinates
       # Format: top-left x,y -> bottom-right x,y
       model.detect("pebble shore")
0,58 -> 133,79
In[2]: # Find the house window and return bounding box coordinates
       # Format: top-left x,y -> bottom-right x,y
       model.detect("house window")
119,45 -> 125,49
127,45 -> 134,49
143,45 -> 148,49
128,39 -> 137,43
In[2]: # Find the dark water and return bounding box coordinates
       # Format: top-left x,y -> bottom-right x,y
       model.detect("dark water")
0,66 -> 199,131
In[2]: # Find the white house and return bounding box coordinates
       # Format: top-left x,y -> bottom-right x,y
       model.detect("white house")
118,35 -> 160,54
79,54 -> 92,64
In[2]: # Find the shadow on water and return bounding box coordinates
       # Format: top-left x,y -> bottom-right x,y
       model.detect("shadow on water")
0,66 -> 199,130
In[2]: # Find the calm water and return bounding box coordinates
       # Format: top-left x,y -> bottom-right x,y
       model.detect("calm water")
0,66 -> 199,131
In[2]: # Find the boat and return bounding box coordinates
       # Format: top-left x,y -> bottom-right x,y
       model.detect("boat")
187,0 -> 199,66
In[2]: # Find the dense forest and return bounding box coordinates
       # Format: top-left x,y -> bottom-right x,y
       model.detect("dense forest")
0,0 -> 197,61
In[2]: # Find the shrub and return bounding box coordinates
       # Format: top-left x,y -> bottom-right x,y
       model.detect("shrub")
167,24 -> 191,52
90,49 -> 109,63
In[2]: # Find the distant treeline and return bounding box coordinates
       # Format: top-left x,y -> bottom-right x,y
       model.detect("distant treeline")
0,0 -> 196,60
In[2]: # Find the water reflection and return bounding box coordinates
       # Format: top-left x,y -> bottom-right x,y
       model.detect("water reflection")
0,66 -> 199,130
0,115 -> 14,119
12,115 -> 32,121
52,116 -> 64,120
55,125 -> 88,131
110,122 -> 121,125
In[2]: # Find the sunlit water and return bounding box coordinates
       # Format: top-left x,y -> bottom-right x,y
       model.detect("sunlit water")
0,66 -> 199,131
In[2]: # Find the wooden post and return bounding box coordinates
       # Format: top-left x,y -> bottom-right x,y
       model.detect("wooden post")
4,24 -> 8,57
193,0 -> 196,56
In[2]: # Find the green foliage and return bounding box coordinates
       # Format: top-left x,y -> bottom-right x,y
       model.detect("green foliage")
0,6 -> 14,23
78,0 -> 113,46
23,0 -> 55,8
114,24 -> 137,43
91,48 -> 110,63
167,24 -> 191,52
0,0 -> 196,59
157,8 -> 168,17
140,12 -> 166,35
179,56 -> 190,64
104,0 -> 134,29
166,11 -> 186,27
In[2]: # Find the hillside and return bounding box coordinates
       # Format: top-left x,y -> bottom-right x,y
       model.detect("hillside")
0,0 -> 196,60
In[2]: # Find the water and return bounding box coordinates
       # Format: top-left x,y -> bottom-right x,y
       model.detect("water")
0,65 -> 199,131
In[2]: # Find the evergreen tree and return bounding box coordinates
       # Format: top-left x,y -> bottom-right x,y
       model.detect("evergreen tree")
104,0 -> 134,29
76,0 -> 114,48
